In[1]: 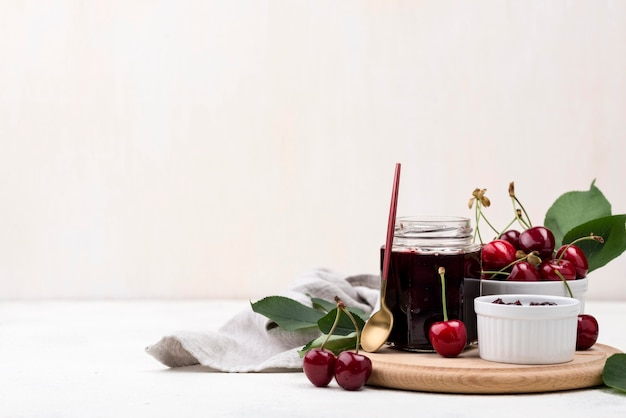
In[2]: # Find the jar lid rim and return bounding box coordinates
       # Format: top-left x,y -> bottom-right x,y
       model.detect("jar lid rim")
397,216 -> 470,222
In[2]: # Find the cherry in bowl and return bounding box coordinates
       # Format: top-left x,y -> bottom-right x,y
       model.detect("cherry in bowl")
519,226 -> 555,260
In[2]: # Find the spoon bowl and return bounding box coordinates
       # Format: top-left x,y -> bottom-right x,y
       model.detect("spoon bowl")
360,279 -> 394,352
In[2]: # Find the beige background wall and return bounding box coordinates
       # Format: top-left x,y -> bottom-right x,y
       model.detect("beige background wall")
1,1 -> 625,300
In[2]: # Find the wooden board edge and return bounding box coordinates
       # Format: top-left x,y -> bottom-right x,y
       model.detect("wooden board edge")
366,343 -> 622,394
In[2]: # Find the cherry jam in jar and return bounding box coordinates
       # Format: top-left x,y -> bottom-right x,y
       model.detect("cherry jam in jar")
380,216 -> 481,352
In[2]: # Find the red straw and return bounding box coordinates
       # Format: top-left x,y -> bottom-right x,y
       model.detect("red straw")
382,163 -> 401,282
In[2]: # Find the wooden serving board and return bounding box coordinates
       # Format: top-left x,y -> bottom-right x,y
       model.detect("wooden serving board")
366,343 -> 621,394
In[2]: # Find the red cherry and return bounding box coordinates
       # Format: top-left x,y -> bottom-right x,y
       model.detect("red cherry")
519,226 -> 556,260
482,239 -> 518,274
555,244 -> 589,278
576,314 -> 599,350
507,261 -> 541,282
539,259 -> 577,281
429,319 -> 467,358
303,348 -> 336,387
498,230 -> 521,249
334,351 -> 372,391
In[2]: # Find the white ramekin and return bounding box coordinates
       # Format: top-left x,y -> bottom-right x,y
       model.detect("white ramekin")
474,294 -> 580,365
480,277 -> 588,313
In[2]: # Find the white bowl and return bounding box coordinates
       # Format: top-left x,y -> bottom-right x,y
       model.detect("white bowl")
480,278 -> 588,313
474,294 -> 580,365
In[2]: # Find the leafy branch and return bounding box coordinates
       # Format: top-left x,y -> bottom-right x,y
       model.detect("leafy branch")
250,295 -> 367,356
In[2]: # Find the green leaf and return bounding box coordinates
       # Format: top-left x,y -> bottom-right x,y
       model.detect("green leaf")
346,306 -> 369,321
308,295 -> 370,320
250,296 -> 324,331
603,353 -> 626,392
309,296 -> 335,312
317,308 -> 366,336
562,215 -> 626,273
544,180 -> 612,246
298,332 -> 358,357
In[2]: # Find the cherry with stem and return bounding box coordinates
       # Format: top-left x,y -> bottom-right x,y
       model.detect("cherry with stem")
303,297 -> 373,390
333,296 -> 372,391
302,300 -> 342,387
555,234 -> 604,279
429,267 -> 467,358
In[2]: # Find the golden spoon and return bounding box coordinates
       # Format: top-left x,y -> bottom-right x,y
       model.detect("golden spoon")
361,163 -> 401,353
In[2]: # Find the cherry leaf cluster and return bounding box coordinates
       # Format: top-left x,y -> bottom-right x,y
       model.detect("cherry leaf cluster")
252,295 -> 372,390
560,214 -> 626,273
250,295 -> 368,355
544,180 -> 626,274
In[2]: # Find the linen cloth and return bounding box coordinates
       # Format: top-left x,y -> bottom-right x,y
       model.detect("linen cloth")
146,268 -> 380,372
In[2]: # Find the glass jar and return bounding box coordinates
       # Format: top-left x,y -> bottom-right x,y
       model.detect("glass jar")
380,216 -> 481,352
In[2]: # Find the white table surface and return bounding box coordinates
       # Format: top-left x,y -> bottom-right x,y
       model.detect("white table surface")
1,299 -> 625,418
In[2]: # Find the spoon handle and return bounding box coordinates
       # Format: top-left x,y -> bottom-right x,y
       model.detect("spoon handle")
382,163 -> 401,282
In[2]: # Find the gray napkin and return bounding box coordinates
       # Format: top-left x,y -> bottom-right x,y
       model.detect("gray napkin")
145,268 -> 380,372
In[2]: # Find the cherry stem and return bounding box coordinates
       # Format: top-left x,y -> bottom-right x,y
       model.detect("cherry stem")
508,183 -> 533,228
482,270 -> 510,279
320,298 -> 344,350
438,267 -> 449,322
511,196 -> 532,228
473,200 -> 500,244
473,205 -> 482,243
497,217 -> 517,238
554,270 -> 574,298
556,234 -> 605,263
479,207 -> 500,236
481,251 -> 538,278
335,296 -> 362,354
